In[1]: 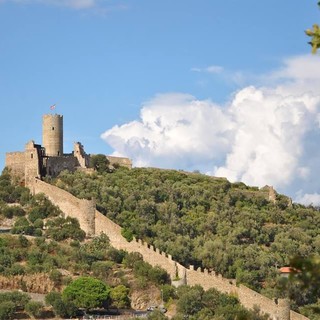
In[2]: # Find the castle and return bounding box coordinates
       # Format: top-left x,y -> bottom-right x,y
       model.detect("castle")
3,114 -> 306,320
5,114 -> 132,185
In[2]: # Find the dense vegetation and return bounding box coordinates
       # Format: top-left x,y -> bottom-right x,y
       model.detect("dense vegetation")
50,167 -> 320,317
0,169 -> 270,319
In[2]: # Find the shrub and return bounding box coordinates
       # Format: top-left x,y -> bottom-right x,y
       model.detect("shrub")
45,291 -> 77,318
3,206 -> 25,219
25,301 -> 44,318
0,301 -> 15,320
49,269 -> 63,286
121,228 -> 133,242
0,291 -> 30,310
5,263 -> 25,276
161,284 -> 177,302
91,261 -> 114,279
33,219 -> 44,229
148,266 -> 170,285
122,252 -> 143,268
45,217 -> 85,241
11,217 -> 34,236
107,248 -> 126,263
110,285 -> 130,309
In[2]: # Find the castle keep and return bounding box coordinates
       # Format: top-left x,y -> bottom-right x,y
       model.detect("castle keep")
5,114 -> 132,185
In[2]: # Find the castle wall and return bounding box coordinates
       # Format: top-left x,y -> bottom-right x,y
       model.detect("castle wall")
186,266 -> 237,294
30,178 -> 95,236
106,155 -> 132,169
94,212 -> 309,319
95,211 -> 177,278
5,151 -> 25,178
25,181 -> 309,320
238,285 -> 280,319
74,142 -> 89,168
46,156 -> 79,177
24,141 -> 42,185
290,311 -> 310,320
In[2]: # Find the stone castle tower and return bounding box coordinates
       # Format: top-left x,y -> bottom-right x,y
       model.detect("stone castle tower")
42,114 -> 63,157
5,113 -> 132,184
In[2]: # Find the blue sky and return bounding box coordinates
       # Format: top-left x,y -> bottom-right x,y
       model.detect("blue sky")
1,0 -> 320,204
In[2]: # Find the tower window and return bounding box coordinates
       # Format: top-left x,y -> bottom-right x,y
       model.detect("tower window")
52,127 -> 55,130
31,153 -> 33,159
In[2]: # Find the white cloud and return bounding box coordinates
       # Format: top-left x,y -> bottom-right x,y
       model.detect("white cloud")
101,93 -> 234,169
101,54 -> 320,205
295,191 -> 320,207
206,65 -> 224,74
191,65 -> 224,74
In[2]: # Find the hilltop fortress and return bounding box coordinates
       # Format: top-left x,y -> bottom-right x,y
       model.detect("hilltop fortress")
5,114 -> 132,185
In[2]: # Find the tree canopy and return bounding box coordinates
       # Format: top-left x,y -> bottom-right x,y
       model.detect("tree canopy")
62,276 -> 111,310
306,2 -> 320,53
51,167 -> 320,318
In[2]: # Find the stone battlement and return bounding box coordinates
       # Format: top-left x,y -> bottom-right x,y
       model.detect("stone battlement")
26,178 -> 309,320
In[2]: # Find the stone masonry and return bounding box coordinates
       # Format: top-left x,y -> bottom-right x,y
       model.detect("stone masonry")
5,113 -> 308,320
28,177 -> 309,320
5,114 -> 132,184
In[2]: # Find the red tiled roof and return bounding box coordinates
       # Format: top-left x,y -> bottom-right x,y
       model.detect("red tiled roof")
279,267 -> 293,273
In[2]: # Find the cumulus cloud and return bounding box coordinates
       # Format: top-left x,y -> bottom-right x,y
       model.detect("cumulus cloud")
101,54 -> 320,205
295,191 -> 320,207
102,93 -> 234,169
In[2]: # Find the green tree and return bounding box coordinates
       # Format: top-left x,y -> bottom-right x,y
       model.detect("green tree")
176,285 -> 204,316
110,285 -> 130,310
306,2 -> 320,53
160,284 -> 176,302
62,277 -> 111,310
45,216 -> 85,241
90,154 -> 110,173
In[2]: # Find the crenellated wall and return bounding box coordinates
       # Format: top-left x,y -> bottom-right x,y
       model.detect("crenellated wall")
186,265 -> 236,294
95,210 -> 178,278
29,178 -> 95,236
25,180 -> 309,320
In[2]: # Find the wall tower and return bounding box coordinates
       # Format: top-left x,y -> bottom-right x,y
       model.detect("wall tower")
42,114 -> 63,157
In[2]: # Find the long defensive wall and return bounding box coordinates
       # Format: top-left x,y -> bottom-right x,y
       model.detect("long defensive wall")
29,178 -> 309,320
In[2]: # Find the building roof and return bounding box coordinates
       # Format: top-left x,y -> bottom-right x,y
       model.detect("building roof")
279,266 -> 295,273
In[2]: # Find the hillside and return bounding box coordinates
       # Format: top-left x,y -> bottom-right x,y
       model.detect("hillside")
49,166 -> 320,317
0,168 -> 273,320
